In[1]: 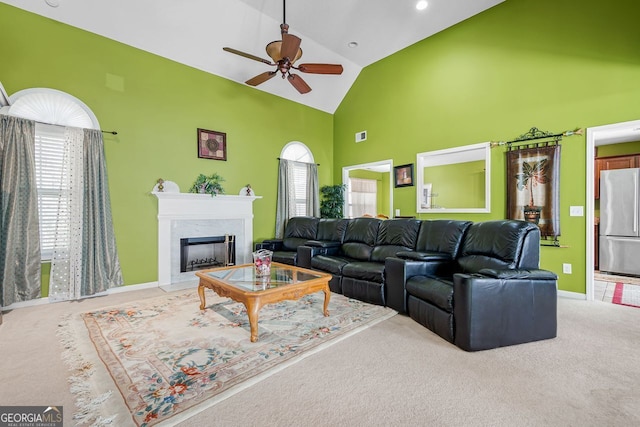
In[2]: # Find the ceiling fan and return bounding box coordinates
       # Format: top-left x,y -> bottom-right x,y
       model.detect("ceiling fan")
223,0 -> 343,94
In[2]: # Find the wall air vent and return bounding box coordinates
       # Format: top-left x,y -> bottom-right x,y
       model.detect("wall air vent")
355,130 -> 367,143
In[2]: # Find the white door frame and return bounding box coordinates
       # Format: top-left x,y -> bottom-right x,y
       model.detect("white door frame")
585,119 -> 640,300
342,159 -> 394,219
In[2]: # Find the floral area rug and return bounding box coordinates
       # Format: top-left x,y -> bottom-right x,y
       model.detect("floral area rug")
58,290 -> 396,426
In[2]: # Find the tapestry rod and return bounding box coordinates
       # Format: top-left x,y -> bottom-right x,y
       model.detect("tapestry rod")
277,157 -> 320,166
490,127 -> 583,148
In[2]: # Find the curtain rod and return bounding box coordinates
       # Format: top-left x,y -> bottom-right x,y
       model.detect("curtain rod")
490,127 -> 582,148
277,157 -> 320,166
33,118 -> 118,135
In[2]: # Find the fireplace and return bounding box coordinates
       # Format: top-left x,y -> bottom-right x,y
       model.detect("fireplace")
152,184 -> 260,286
180,235 -> 236,272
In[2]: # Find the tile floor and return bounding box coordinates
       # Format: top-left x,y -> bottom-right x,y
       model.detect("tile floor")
594,279 -> 616,303
594,271 -> 640,304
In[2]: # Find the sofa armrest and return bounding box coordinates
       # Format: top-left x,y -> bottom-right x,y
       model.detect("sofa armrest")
297,244 -> 339,269
385,257 -> 431,313
397,251 -> 451,262
452,271 -> 557,351
304,240 -> 342,249
255,239 -> 283,251
477,268 -> 558,280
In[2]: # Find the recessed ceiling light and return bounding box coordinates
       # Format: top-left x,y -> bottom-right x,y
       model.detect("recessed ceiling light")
45,0 -> 60,7
416,1 -> 428,11
348,42 -> 359,48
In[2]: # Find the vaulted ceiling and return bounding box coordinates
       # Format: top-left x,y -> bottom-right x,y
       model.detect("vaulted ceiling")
2,0 -> 504,113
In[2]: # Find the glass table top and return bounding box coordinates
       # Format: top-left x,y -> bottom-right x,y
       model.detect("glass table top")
201,264 -> 326,292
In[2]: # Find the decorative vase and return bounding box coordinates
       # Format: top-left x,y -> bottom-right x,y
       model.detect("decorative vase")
253,249 -> 272,277
523,205 -> 541,224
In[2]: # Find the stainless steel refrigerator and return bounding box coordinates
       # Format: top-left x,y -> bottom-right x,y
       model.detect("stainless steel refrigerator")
600,168 -> 640,276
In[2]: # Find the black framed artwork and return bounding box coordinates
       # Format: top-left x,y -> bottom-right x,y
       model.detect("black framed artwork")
394,163 -> 414,187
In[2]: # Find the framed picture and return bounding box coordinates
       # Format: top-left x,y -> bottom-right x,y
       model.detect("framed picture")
197,128 -> 227,161
394,163 -> 414,187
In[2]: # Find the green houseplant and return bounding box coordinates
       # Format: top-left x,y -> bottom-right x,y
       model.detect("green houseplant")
320,184 -> 346,218
189,173 -> 226,196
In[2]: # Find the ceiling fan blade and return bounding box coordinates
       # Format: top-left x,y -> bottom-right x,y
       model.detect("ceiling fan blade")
280,33 -> 302,62
287,74 -> 311,94
297,63 -> 344,75
223,47 -> 273,65
246,71 -> 277,87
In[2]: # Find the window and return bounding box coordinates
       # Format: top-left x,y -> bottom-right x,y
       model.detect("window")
7,88 -> 99,260
348,177 -> 377,218
281,142 -> 315,216
34,124 -> 67,259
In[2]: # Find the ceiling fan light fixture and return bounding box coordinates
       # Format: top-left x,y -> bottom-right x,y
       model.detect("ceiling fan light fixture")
266,41 -> 303,63
223,0 -> 342,94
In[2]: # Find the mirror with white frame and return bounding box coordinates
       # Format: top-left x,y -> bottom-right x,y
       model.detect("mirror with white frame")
416,142 -> 491,213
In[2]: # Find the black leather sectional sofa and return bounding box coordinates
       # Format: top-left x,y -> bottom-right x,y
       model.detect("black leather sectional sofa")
255,216 -> 558,351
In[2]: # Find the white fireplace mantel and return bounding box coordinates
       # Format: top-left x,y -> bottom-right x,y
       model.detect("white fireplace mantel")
153,190 -> 261,285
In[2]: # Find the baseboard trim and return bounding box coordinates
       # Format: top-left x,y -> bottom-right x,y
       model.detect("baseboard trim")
1,281 -> 160,312
558,290 -> 587,300
2,282 -> 590,311
107,281 -> 159,294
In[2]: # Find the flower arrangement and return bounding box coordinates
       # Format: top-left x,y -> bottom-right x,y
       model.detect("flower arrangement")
188,173 -> 225,196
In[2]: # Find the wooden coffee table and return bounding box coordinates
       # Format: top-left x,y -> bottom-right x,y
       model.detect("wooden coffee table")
195,262 -> 332,342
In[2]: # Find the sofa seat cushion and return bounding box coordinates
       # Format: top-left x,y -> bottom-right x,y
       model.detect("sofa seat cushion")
272,251 -> 297,266
311,255 -> 351,275
342,261 -> 385,283
406,276 -> 454,312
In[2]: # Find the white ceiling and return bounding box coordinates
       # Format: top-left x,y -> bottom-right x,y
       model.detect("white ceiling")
2,0 -> 504,113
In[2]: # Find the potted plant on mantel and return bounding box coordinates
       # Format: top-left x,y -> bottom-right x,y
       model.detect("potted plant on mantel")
515,159 -> 548,224
320,184 -> 346,218
189,173 -> 226,196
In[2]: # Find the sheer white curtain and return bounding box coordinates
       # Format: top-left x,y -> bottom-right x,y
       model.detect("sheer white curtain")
49,127 -> 84,301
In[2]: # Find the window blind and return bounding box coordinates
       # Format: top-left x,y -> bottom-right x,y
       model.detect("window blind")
34,123 -> 69,260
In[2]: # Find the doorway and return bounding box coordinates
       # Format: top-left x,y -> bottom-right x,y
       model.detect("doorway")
342,160 -> 393,219
586,119 -> 640,301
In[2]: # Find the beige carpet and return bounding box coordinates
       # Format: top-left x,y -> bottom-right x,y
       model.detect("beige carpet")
1,287 -> 640,426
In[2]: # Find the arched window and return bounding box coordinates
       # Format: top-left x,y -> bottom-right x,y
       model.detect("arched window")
281,141 -> 314,164
6,88 -> 99,260
280,142 -> 315,216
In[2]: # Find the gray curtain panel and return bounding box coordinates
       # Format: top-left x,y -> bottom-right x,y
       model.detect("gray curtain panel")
306,162 -> 320,217
275,159 -> 320,238
0,115 -> 41,307
81,128 -> 123,295
275,159 -> 295,238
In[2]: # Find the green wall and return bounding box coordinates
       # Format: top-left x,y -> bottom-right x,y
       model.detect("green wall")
423,160 -> 485,209
0,3 -> 333,290
596,141 -> 640,158
334,0 -> 640,293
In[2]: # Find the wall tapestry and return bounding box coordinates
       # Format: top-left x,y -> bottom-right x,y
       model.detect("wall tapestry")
506,144 -> 561,238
